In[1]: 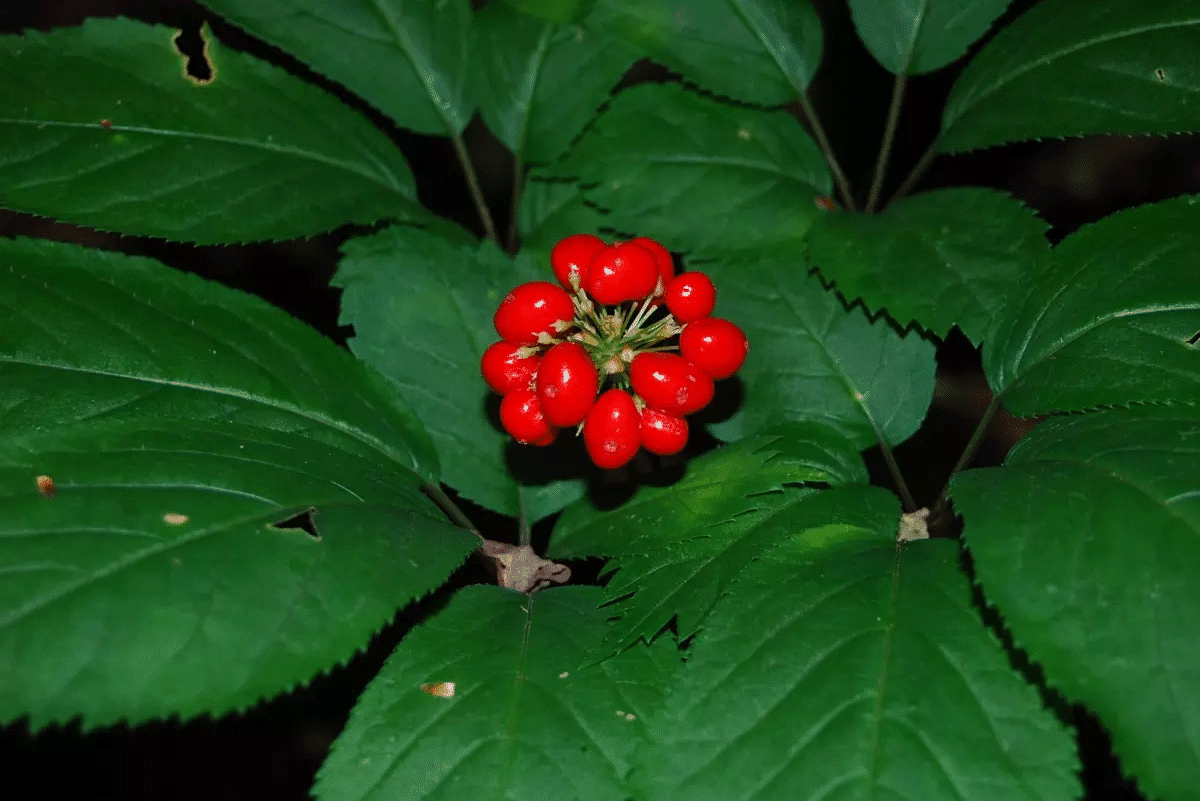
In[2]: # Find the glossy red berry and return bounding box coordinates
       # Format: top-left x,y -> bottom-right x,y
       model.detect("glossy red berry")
583,389 -> 641,469
536,342 -> 600,427
679,317 -> 749,379
585,242 -> 659,305
494,281 -> 574,345
481,342 -> 540,395
639,408 -> 688,456
500,389 -> 555,446
629,352 -> 714,416
664,272 -> 716,323
629,236 -> 674,298
551,233 -> 606,290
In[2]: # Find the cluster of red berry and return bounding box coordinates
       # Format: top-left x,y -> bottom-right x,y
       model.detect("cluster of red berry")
481,234 -> 748,469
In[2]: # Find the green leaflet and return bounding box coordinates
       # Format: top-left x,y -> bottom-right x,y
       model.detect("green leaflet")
199,0 -> 475,136
806,187 -> 1050,344
0,239 -> 474,729
950,405 -> 1200,801
314,585 -> 677,801
585,0 -> 823,104
703,259 -> 936,450
848,0 -> 1012,75
985,194 -> 1200,416
0,18 -> 421,243
940,0 -> 1200,152
548,83 -> 831,257
632,489 -> 1078,801
335,225 -> 586,522
472,2 -> 636,164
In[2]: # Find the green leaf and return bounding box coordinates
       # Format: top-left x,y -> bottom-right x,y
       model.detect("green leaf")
503,0 -> 594,24
585,0 -> 822,104
939,0 -> 1200,153
550,83 -> 830,256
335,225 -> 586,522
0,18 -> 422,244
549,424 -> 867,560
806,188 -> 1050,344
0,238 -> 476,729
314,585 -> 675,801
199,0 -> 474,136
848,0 -> 1012,75
985,194 -> 1200,416
703,259 -> 936,449
518,177 -> 609,260
632,489 -> 1079,801
473,3 -> 635,165
950,405 -> 1200,801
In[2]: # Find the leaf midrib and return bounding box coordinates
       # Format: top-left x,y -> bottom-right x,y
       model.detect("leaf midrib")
0,117 -> 407,195
2,355 -> 422,475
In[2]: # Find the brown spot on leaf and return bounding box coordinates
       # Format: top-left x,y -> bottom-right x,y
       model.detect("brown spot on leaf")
420,682 -> 456,698
814,196 -> 837,211
163,513 -> 189,526
36,475 -> 55,499
100,119 -> 112,129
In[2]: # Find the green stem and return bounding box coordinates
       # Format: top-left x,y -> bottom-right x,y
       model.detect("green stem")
422,482 -> 483,542
933,394 -> 1003,514
864,407 -> 916,512
796,94 -> 857,211
517,491 -> 531,548
505,157 -> 525,254
887,140 -> 937,207
865,73 -> 908,213
450,133 -> 501,244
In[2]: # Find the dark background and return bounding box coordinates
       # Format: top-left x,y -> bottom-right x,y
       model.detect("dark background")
3,1 -> 1197,798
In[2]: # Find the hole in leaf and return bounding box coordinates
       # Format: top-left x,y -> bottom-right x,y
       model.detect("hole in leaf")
270,507 -> 320,540
1155,68 -> 1167,82
172,24 -> 215,86
1187,330 -> 1200,346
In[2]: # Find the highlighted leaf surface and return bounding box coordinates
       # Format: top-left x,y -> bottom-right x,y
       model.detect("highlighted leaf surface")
984,194 -> 1200,416
314,585 -> 675,801
200,0 -> 475,135
632,488 -> 1079,801
0,18 -> 421,243
940,0 -> 1200,152
549,83 -> 831,257
950,406 -> 1200,801
807,188 -> 1050,344
336,225 -> 586,522
849,0 -> 1011,75
704,259 -> 936,449
0,239 -> 472,729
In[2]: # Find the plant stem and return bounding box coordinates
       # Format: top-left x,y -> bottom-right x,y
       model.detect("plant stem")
505,157 -> 525,254
865,73 -> 908,213
796,94 -> 857,211
422,482 -> 483,541
450,133 -> 501,244
933,394 -> 1003,514
865,410 -> 916,512
887,140 -> 937,207
517,491 -> 531,548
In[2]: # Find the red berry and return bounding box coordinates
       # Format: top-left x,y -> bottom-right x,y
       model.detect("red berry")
494,281 -> 575,345
585,242 -> 659,305
680,317 -> 749,379
639,408 -> 688,455
499,389 -> 555,446
664,272 -> 716,324
629,352 -> 714,416
629,236 -> 674,298
481,342 -> 540,395
583,389 -> 641,469
551,233 -> 606,290
536,342 -> 600,427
